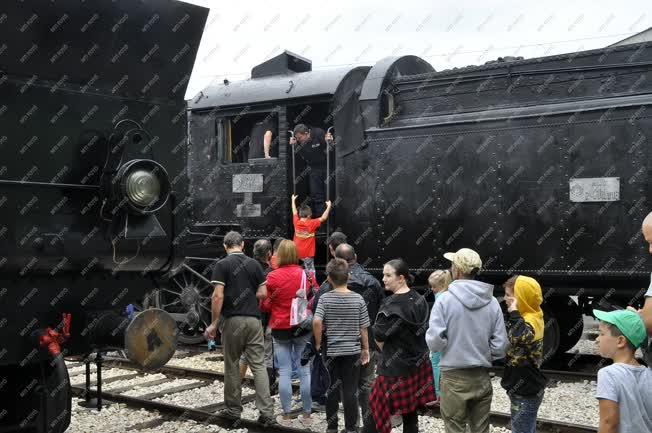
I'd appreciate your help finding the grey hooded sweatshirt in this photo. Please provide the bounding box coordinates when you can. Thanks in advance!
[426,279,507,370]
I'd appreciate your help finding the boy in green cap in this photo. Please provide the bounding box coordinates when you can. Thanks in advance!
[594,309,652,433]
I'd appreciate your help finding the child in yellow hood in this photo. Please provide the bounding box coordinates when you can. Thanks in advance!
[501,275,548,433]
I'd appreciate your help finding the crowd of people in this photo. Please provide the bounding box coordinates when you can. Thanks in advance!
[204,202,652,433]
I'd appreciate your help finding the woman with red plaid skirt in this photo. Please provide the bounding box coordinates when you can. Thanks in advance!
[363,259,435,433]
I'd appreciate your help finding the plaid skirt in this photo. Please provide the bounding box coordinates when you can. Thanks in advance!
[369,356,436,433]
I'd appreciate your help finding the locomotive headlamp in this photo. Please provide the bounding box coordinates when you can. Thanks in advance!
[115,159,170,215]
[125,169,161,208]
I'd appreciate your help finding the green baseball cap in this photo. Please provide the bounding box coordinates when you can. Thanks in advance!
[593,309,647,348]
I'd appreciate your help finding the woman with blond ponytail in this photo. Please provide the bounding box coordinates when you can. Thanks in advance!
[426,269,452,404]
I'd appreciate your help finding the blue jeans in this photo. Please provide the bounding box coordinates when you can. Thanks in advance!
[510,392,544,433]
[274,334,312,414]
[430,351,441,397]
[275,346,299,379]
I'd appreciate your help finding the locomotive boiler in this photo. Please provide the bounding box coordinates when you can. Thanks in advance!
[177,45,652,361]
[0,1,208,431]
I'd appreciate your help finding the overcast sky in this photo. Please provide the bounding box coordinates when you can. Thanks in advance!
[179,0,649,100]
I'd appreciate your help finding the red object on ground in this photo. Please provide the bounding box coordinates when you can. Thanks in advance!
[38,313,71,356]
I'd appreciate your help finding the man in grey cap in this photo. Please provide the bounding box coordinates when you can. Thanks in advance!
[426,248,507,433]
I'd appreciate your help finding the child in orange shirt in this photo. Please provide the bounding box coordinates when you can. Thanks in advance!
[291,194,331,273]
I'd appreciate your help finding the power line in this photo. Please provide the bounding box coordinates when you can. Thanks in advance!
[191,31,637,79]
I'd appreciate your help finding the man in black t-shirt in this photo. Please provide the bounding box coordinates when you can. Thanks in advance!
[290,123,333,215]
[205,231,275,425]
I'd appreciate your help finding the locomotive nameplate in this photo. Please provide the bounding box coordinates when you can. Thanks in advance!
[232,174,264,193]
[569,177,620,202]
[233,174,263,217]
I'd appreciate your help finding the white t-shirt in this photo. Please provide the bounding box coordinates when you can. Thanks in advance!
[596,363,652,433]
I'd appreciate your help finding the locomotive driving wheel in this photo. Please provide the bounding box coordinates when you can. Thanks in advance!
[152,262,214,345]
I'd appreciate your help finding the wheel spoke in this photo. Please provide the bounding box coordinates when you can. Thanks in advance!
[199,303,212,313]
[196,287,210,296]
[183,263,213,284]
[163,299,181,308]
[162,287,182,296]
[172,278,186,292]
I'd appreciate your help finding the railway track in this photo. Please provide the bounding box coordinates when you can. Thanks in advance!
[169,344,603,383]
[66,355,598,433]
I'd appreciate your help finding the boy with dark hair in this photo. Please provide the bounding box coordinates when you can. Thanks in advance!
[594,309,651,433]
[306,231,349,411]
[291,194,331,274]
[313,258,370,433]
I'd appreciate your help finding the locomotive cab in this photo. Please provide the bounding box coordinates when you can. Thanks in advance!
[171,51,370,343]
[187,51,371,241]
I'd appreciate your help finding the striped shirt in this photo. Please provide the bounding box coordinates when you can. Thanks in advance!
[315,290,370,357]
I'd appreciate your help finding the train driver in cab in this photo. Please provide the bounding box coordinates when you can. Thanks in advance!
[248,117,279,160]
[289,123,333,215]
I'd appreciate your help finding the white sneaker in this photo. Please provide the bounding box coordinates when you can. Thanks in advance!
[299,414,313,428]
[276,415,294,427]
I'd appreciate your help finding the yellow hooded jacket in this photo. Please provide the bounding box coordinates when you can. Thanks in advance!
[501,275,548,396]
[514,275,544,341]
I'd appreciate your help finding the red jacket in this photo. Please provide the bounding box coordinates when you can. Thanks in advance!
[261,264,317,330]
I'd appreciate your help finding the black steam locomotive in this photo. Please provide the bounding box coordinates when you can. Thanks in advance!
[172,43,652,362]
[0,1,208,431]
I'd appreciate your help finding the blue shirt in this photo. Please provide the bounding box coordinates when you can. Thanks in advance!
[596,363,652,433]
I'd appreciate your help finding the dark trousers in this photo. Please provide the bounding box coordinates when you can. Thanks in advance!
[358,351,377,430]
[311,336,328,404]
[325,355,360,432]
[362,412,418,433]
[308,166,326,215]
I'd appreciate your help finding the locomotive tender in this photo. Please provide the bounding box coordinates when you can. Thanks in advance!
[0,1,208,431]
[180,44,652,360]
